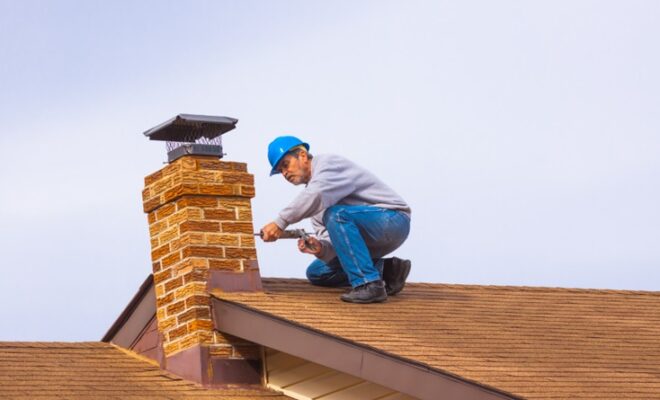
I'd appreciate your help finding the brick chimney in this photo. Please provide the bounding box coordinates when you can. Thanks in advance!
[141,115,263,386]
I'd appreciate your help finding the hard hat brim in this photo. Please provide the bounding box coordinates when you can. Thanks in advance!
[269,142,309,176]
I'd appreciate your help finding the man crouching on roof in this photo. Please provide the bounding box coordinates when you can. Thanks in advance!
[259,136,412,304]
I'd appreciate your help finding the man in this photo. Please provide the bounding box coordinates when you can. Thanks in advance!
[260,136,411,303]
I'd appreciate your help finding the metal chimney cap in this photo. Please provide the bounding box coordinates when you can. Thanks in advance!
[143,114,238,142]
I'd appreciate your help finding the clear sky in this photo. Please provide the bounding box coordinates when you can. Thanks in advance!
[1,0,659,341]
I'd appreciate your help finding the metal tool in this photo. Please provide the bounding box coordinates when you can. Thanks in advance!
[254,229,318,250]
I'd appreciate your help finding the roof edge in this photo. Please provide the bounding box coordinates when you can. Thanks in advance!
[102,274,154,342]
[212,297,519,400]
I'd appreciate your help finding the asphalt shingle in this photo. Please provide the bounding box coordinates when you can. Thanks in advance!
[215,278,660,400]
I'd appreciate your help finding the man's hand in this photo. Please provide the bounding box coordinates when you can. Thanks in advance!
[260,222,283,242]
[298,236,322,256]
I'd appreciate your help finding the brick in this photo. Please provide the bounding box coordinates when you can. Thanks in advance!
[240,185,255,197]
[206,233,239,246]
[150,243,171,261]
[237,207,252,222]
[157,307,166,321]
[173,281,206,298]
[176,196,217,209]
[197,184,236,196]
[180,170,217,182]
[243,259,260,271]
[161,252,181,268]
[221,222,253,234]
[166,300,186,316]
[174,258,207,276]
[155,203,176,220]
[158,316,177,332]
[218,173,254,185]
[231,162,247,172]
[148,220,168,237]
[168,325,189,341]
[147,212,156,225]
[153,269,172,285]
[185,294,210,308]
[180,220,220,234]
[187,319,214,333]
[178,334,201,351]
[209,345,233,357]
[182,268,209,284]
[218,198,251,207]
[177,307,211,324]
[197,330,214,343]
[152,261,162,272]
[142,187,153,202]
[182,246,224,259]
[170,235,204,254]
[163,340,181,356]
[204,208,236,221]
[239,234,255,248]
[197,159,227,170]
[162,184,184,203]
[158,226,179,244]
[150,237,159,248]
[179,156,197,171]
[167,207,204,227]
[143,197,162,213]
[225,247,257,259]
[156,292,175,308]
[144,170,163,186]
[155,284,166,297]
[161,161,182,177]
[181,232,206,246]
[164,276,184,292]
[232,345,261,360]
[209,259,242,271]
[151,177,175,196]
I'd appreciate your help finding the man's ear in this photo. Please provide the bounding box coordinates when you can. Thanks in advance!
[299,150,309,162]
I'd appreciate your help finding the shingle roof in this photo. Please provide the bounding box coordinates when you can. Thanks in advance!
[0,342,287,399]
[214,278,660,400]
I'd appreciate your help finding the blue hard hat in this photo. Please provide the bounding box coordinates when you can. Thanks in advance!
[267,136,310,176]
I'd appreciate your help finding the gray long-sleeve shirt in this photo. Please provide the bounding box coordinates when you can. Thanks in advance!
[274,153,411,261]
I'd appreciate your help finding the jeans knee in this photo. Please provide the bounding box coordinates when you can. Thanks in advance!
[306,260,325,285]
[322,205,345,227]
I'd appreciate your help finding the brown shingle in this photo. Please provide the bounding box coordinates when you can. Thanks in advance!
[214,279,660,400]
[0,342,287,399]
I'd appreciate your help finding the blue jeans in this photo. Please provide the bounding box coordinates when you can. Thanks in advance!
[306,205,410,288]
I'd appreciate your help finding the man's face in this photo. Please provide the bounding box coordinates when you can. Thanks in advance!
[278,151,311,185]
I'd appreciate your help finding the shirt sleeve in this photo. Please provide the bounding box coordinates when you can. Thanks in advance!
[275,156,356,229]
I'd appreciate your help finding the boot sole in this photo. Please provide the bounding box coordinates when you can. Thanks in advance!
[340,294,388,304]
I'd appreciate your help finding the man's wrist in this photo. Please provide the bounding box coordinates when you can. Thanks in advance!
[274,216,288,230]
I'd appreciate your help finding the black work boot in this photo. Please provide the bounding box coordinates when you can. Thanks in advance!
[340,280,387,304]
[382,257,411,296]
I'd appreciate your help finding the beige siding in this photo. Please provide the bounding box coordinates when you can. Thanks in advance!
[264,348,417,400]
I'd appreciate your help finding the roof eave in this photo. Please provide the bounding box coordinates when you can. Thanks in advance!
[211,297,519,400]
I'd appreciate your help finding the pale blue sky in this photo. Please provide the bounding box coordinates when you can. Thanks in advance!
[1,0,659,341]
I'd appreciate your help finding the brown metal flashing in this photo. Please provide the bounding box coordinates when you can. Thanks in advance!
[102,275,155,344]
[164,344,262,387]
[209,269,263,292]
[164,344,208,384]
[212,298,518,400]
[211,359,262,385]
[130,316,164,364]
